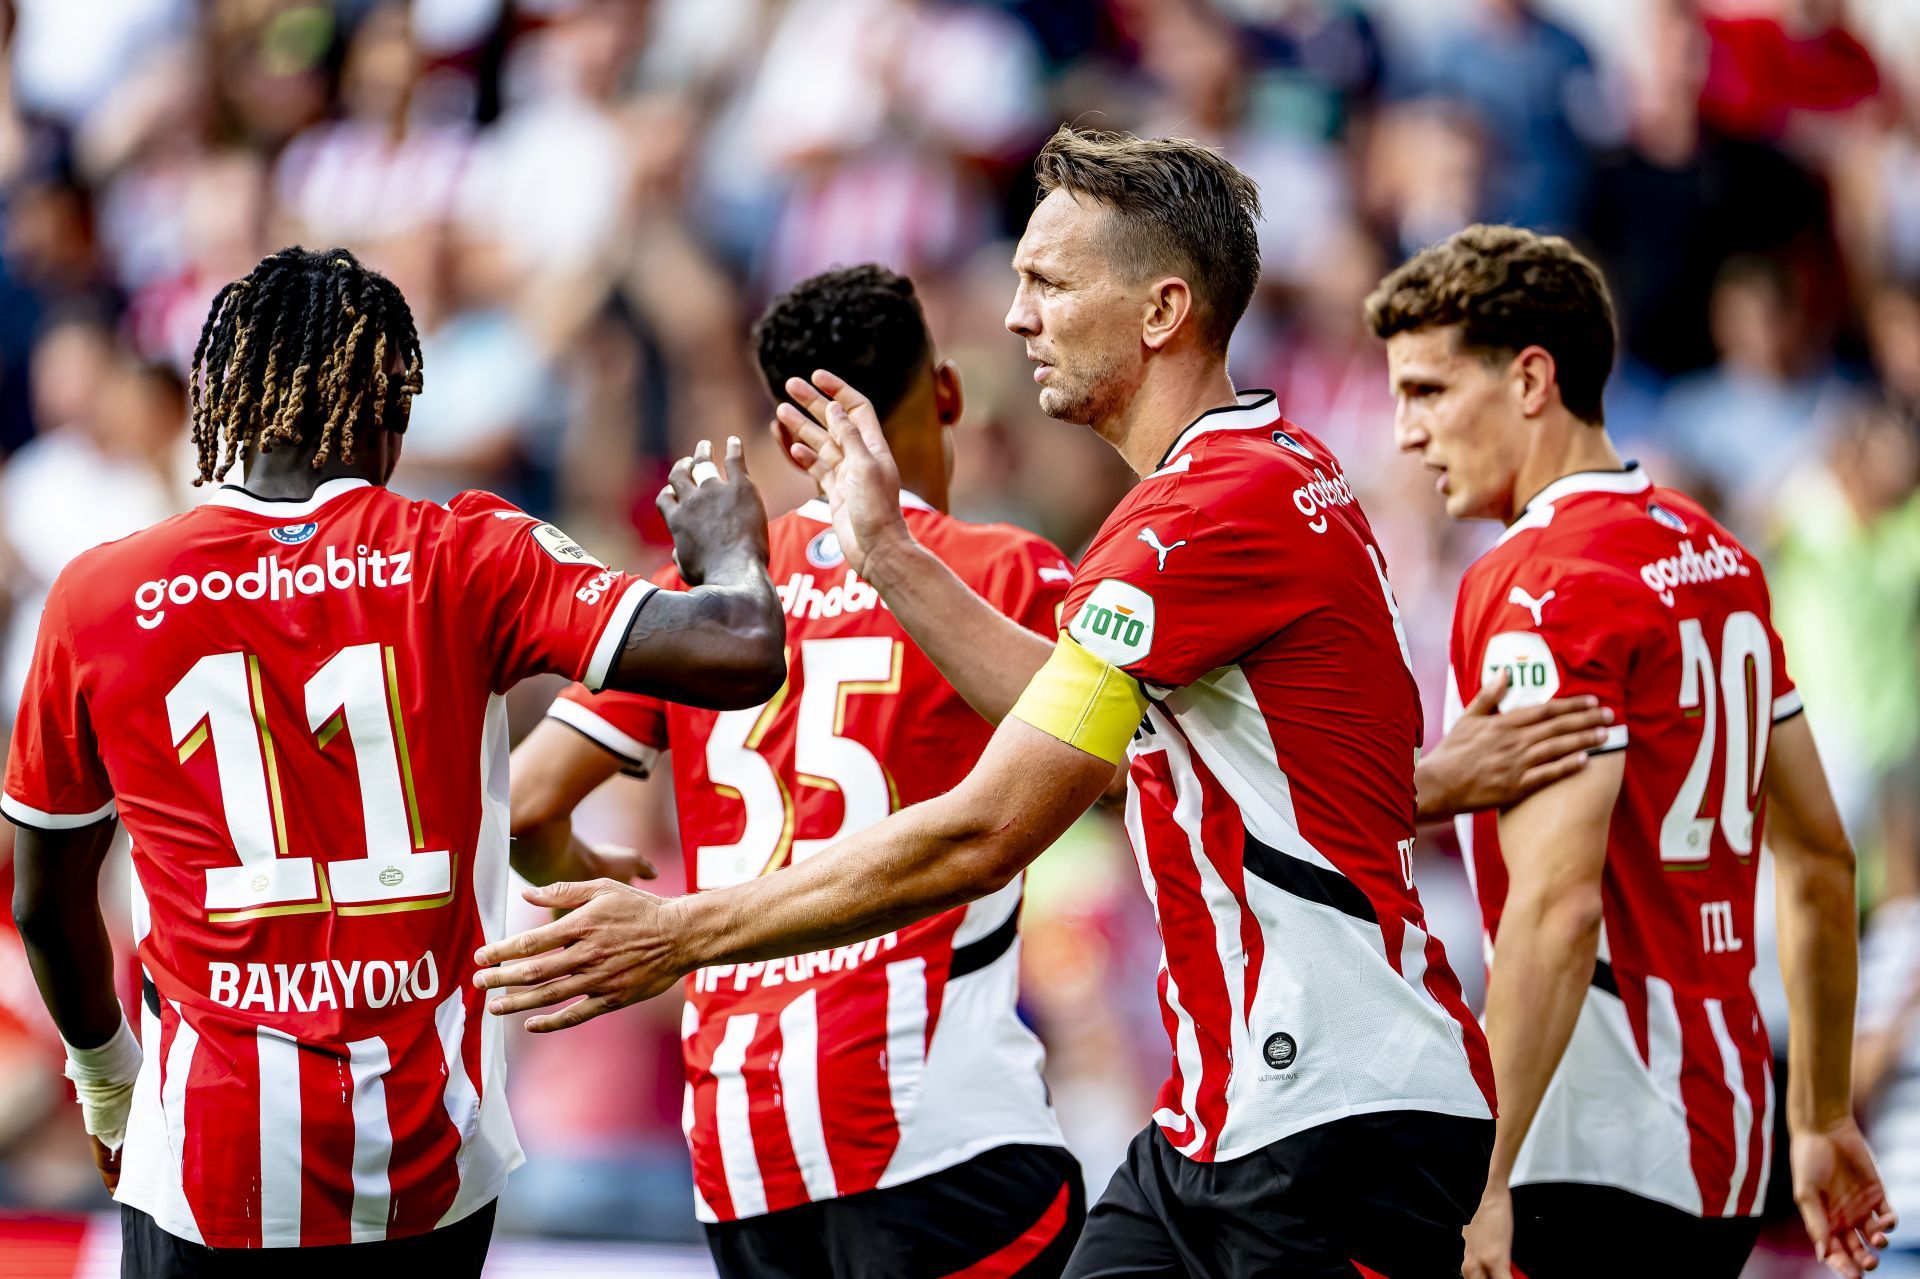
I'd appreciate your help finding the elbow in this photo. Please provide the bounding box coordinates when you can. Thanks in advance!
[706,621,787,709]
[1544,884,1605,952]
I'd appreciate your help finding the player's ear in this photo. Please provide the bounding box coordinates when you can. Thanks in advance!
[1141,276,1194,352]
[1513,345,1558,418]
[932,359,964,427]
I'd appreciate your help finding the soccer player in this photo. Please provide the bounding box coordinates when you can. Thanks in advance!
[478,127,1500,1277]
[4,247,785,1277]
[508,265,1086,1276]
[1367,224,1896,1279]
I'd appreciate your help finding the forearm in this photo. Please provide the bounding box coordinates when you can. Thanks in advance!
[509,815,599,887]
[13,862,123,1048]
[1413,751,1465,824]
[607,555,785,708]
[863,536,1053,723]
[676,792,1020,973]
[1482,898,1602,1185]
[1776,843,1860,1130]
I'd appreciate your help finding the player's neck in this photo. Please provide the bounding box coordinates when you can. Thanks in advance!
[233,450,385,501]
[1507,418,1625,521]
[1107,360,1239,477]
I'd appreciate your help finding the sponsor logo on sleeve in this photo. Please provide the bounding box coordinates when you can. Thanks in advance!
[530,522,605,568]
[1482,630,1559,709]
[1637,534,1748,607]
[1647,502,1689,533]
[1070,579,1155,666]
[269,522,318,545]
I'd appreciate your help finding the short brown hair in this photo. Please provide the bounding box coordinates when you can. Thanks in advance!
[1034,125,1262,352]
[1365,224,1616,424]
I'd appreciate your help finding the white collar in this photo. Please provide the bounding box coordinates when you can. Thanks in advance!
[1157,390,1282,467]
[207,477,374,518]
[1494,463,1650,548]
[796,489,935,522]
[1520,463,1650,514]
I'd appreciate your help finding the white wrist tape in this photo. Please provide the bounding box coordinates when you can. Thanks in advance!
[63,1016,142,1152]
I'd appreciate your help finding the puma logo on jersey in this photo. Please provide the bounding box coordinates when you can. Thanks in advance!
[1637,535,1749,607]
[1508,586,1555,627]
[1138,527,1187,571]
[1291,467,1356,534]
[134,545,413,629]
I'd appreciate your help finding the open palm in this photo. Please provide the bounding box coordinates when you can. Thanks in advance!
[775,370,910,579]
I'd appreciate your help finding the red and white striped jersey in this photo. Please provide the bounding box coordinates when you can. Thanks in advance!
[549,495,1073,1222]
[1059,392,1496,1164]
[3,478,654,1248]
[1447,465,1798,1217]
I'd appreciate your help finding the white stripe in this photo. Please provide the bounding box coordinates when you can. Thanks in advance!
[581,581,657,691]
[1154,717,1251,1151]
[256,1028,303,1246]
[1705,999,1752,1215]
[205,477,372,517]
[1,791,115,829]
[346,1036,394,1242]
[1754,1047,1775,1211]
[776,991,838,1202]
[1144,455,1192,481]
[1645,977,1693,1194]
[1594,724,1629,752]
[161,1003,199,1235]
[1773,688,1804,721]
[475,695,513,945]
[1125,721,1209,1157]
[1523,464,1652,512]
[434,990,480,1203]
[711,1015,767,1217]
[546,698,661,775]
[797,491,934,523]
[680,1004,715,1222]
[1160,390,1282,459]
[884,958,929,1133]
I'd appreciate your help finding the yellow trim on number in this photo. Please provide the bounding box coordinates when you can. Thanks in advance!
[338,853,459,916]
[384,646,425,850]
[177,721,209,764]
[247,655,292,858]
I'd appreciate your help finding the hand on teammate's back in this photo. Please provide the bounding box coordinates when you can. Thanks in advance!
[777,370,912,581]
[1416,671,1615,821]
[473,879,685,1032]
[657,436,772,586]
[1792,1117,1897,1278]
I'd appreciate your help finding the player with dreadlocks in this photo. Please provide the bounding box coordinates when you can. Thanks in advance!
[5,246,785,1277]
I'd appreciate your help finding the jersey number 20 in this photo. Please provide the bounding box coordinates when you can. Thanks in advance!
[1660,611,1771,867]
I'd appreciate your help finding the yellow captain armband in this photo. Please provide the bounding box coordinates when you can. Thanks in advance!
[1009,634,1149,766]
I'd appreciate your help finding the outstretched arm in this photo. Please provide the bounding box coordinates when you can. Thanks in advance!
[779,372,1052,723]
[601,439,786,710]
[1414,670,1614,823]
[1767,714,1895,1278]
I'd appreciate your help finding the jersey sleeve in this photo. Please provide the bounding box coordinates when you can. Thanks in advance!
[1059,496,1309,692]
[976,530,1076,637]
[1757,567,1801,724]
[1457,562,1635,753]
[3,575,116,829]
[543,563,684,777]
[445,491,656,694]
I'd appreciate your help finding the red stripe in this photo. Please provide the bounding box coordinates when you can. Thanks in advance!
[1675,998,1733,1216]
[1731,1002,1771,1216]
[682,1012,737,1221]
[380,1019,463,1236]
[943,1180,1072,1279]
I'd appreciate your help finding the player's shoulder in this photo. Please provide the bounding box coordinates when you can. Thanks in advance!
[47,505,216,617]
[1128,395,1355,535]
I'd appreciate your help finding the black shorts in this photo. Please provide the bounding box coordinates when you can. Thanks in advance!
[1510,1182,1762,1279]
[119,1200,495,1279]
[1065,1111,1494,1279]
[705,1143,1084,1278]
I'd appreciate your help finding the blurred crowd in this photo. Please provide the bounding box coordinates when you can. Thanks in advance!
[0,0,1917,1265]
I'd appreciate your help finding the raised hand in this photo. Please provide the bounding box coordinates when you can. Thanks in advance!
[658,436,772,586]
[775,370,913,582]
[473,879,691,1032]
[1793,1118,1896,1278]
